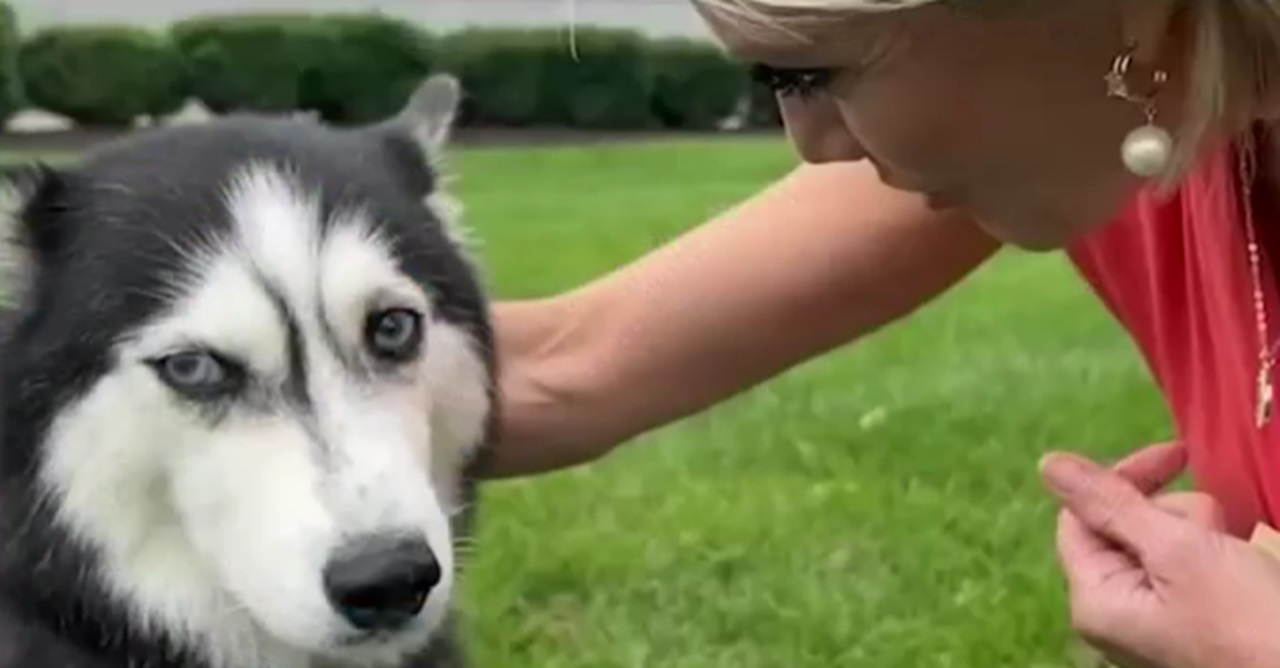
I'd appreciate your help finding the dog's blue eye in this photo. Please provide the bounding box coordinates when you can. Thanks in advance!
[149,351,242,399]
[366,308,423,362]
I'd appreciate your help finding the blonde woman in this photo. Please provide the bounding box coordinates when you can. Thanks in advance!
[490,1,1280,665]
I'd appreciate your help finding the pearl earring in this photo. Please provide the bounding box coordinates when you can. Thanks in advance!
[1104,42,1173,178]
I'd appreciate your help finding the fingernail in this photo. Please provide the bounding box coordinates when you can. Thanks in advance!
[1039,453,1094,496]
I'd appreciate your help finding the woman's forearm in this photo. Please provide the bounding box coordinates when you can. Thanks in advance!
[484,294,614,477]
[482,161,1000,478]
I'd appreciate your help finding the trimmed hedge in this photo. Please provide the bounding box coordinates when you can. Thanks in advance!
[649,37,746,130]
[434,28,542,127]
[170,14,330,115]
[19,25,187,127]
[9,12,779,131]
[534,27,655,130]
[299,14,437,124]
[0,2,22,124]
[437,27,656,130]
[170,12,436,123]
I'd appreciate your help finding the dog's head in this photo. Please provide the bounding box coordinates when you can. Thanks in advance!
[0,75,493,666]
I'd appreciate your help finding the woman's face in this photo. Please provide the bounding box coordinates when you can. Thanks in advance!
[698,2,1188,250]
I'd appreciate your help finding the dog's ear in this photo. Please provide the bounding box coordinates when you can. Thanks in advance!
[0,163,71,304]
[367,73,479,254]
[365,73,462,197]
[393,72,462,155]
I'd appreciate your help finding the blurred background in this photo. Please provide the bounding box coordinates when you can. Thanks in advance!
[11,0,711,36]
[0,0,777,146]
[0,2,1170,667]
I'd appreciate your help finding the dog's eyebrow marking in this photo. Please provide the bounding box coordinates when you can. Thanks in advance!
[313,269,359,377]
[223,162,373,379]
[222,161,352,465]
[251,268,312,412]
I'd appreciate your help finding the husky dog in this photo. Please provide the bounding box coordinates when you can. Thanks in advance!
[0,74,494,668]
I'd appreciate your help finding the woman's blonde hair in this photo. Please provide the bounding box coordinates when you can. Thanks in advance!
[694,0,1280,186]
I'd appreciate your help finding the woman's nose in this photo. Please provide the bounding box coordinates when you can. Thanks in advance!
[778,95,866,164]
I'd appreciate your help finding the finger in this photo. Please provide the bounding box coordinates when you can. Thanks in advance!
[1154,492,1226,531]
[1051,441,1186,581]
[1055,506,1140,591]
[1039,451,1182,561]
[1109,442,1187,496]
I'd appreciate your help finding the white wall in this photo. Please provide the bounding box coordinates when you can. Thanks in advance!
[8,0,713,38]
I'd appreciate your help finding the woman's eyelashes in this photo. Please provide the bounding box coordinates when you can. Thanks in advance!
[749,63,836,99]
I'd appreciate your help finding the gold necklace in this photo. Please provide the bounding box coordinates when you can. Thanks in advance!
[1240,137,1280,428]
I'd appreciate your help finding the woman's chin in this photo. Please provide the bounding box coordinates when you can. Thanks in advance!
[970,208,1084,252]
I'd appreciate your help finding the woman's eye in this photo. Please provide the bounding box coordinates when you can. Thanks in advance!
[365,308,424,362]
[149,350,243,400]
[749,63,834,99]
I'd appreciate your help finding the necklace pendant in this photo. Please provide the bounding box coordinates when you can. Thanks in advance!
[1258,370,1274,428]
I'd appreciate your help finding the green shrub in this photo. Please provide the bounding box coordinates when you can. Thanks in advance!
[439,27,656,129]
[299,13,436,124]
[648,37,746,130]
[171,13,436,124]
[435,28,545,127]
[13,15,762,132]
[170,14,332,114]
[540,27,654,129]
[18,25,187,127]
[0,1,22,124]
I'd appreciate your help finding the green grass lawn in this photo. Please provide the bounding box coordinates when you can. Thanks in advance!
[449,136,1172,667]
[4,135,1172,666]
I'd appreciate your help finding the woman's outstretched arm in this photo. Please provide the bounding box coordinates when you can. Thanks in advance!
[486,159,1001,478]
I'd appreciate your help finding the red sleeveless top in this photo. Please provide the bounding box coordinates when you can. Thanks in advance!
[1068,140,1280,537]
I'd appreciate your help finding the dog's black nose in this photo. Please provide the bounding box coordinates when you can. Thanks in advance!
[323,535,441,631]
